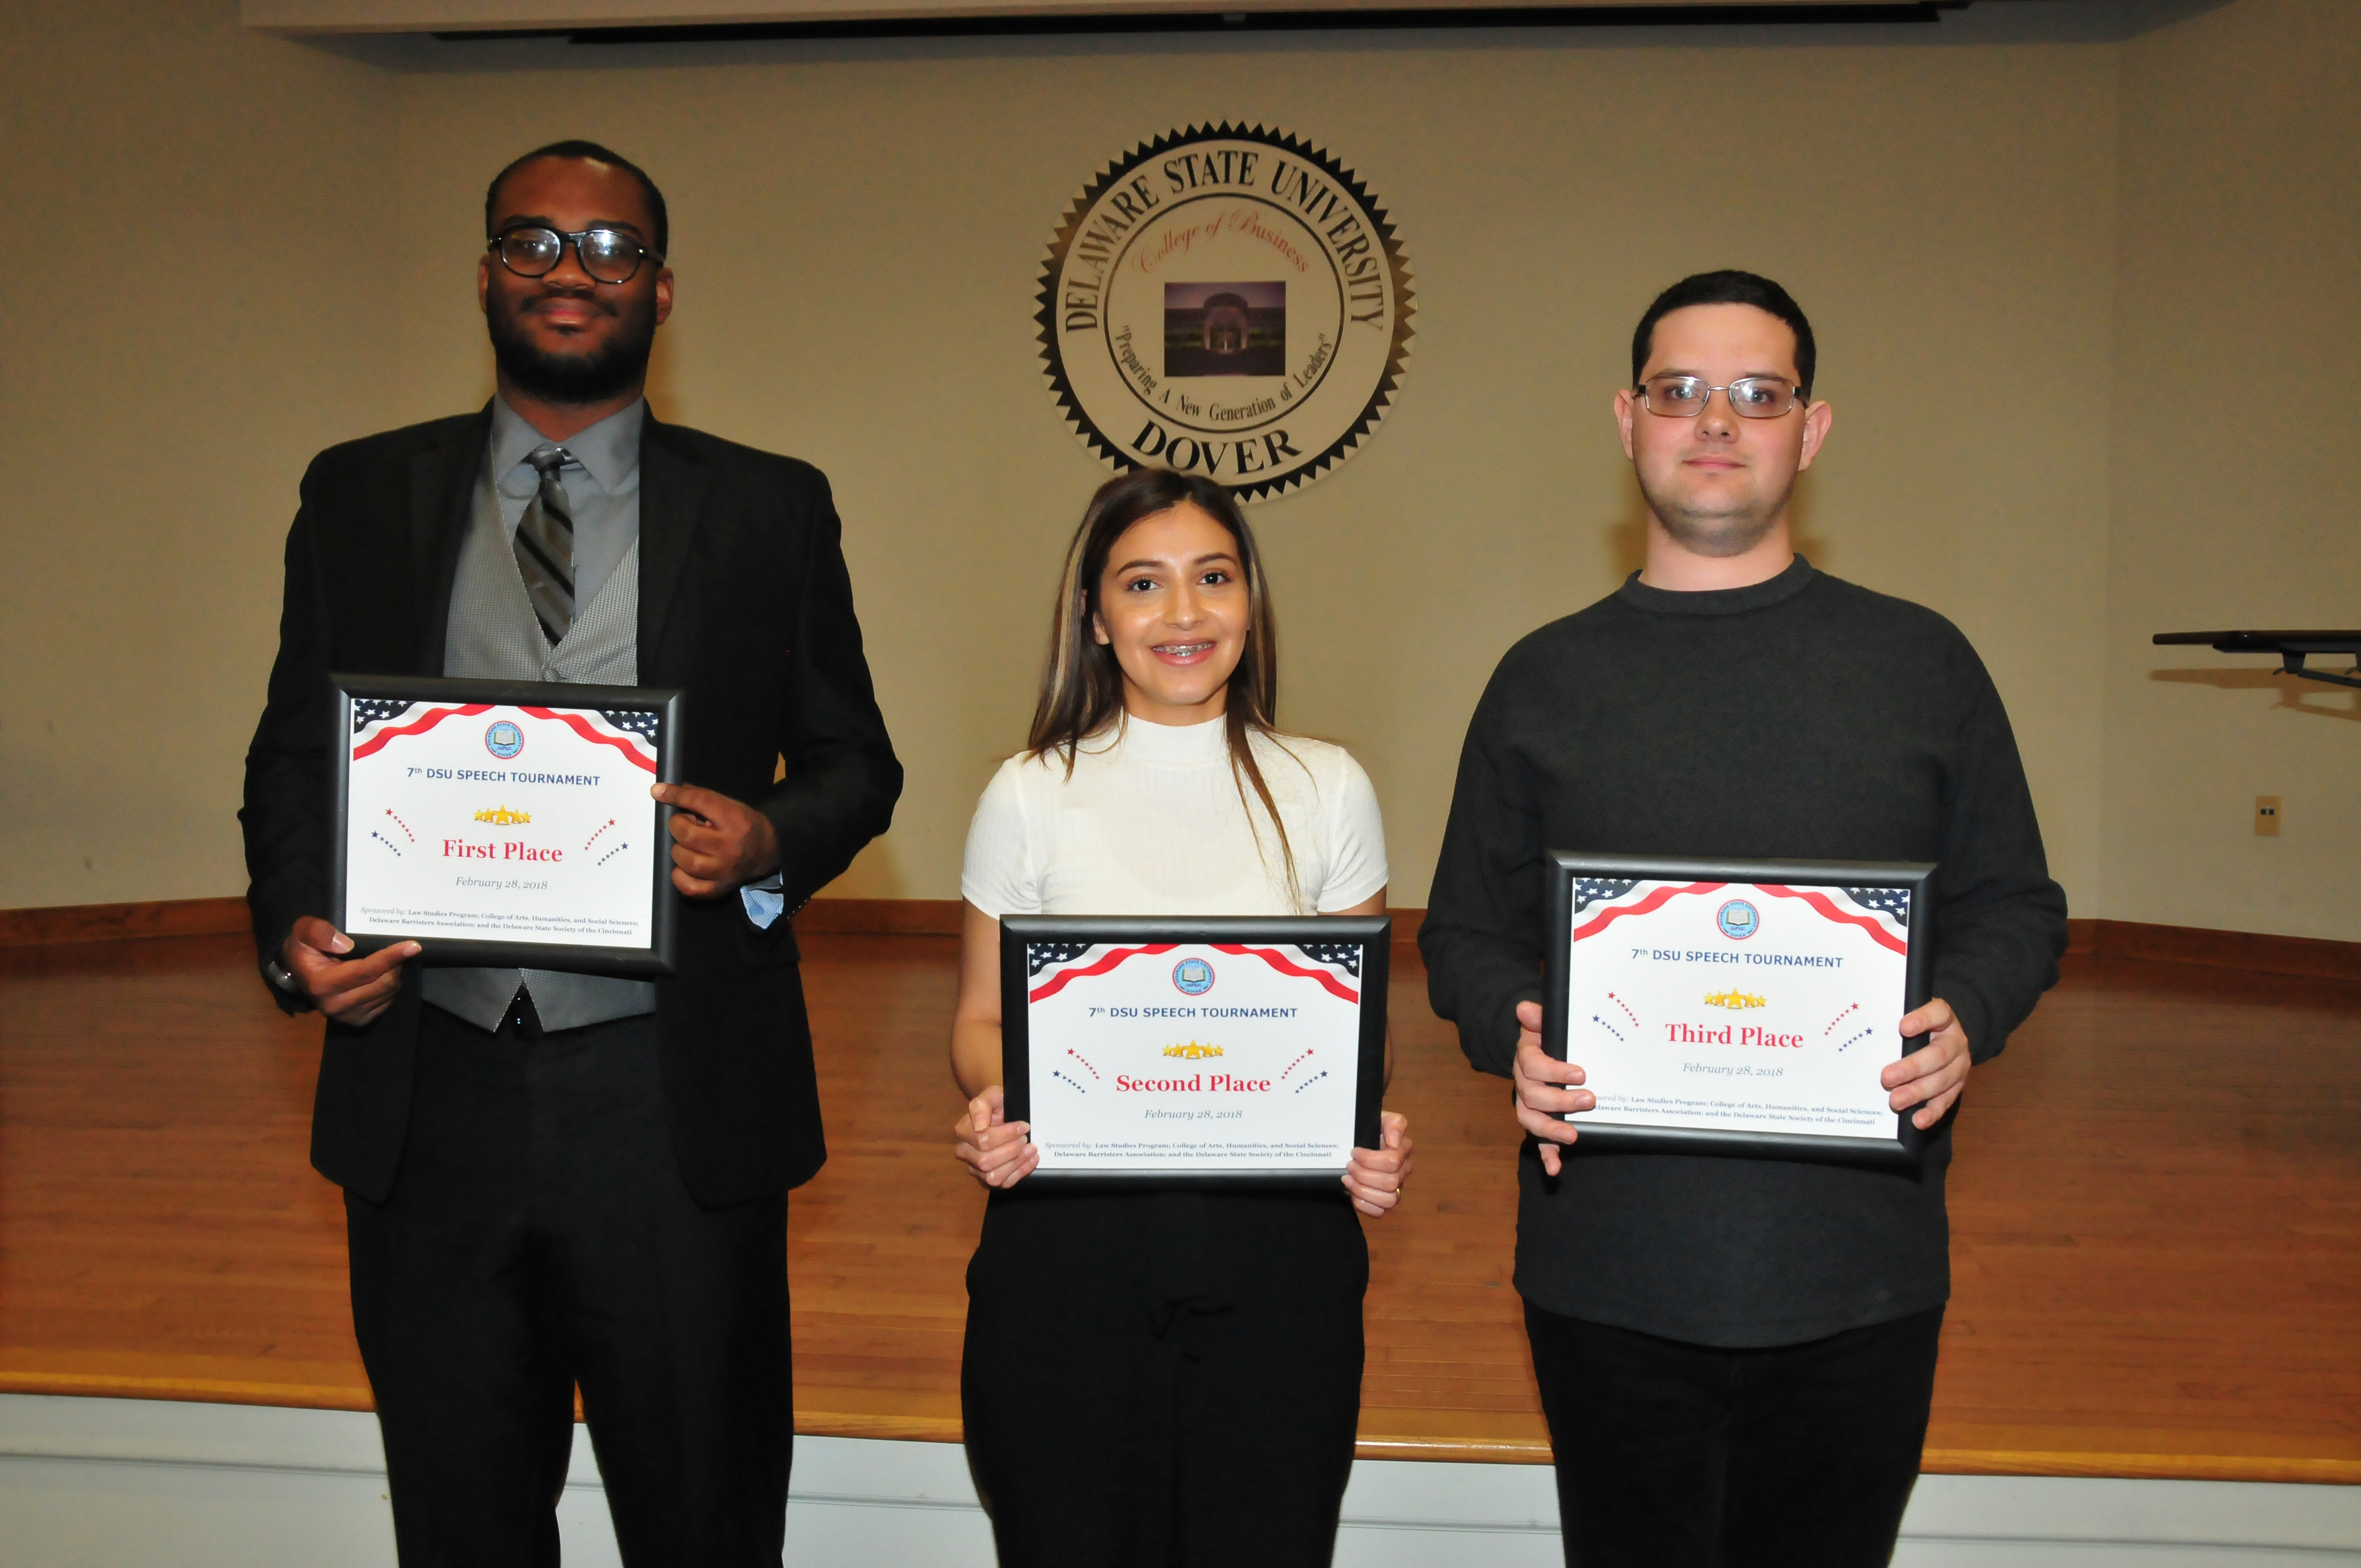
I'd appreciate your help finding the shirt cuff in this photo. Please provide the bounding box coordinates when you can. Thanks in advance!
[741,874,787,929]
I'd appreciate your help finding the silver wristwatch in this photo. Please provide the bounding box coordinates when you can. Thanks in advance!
[263,957,307,1000]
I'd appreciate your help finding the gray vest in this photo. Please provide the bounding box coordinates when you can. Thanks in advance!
[418,466,658,1033]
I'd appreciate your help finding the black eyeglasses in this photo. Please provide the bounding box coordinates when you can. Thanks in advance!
[1636,375,1807,420]
[488,225,665,285]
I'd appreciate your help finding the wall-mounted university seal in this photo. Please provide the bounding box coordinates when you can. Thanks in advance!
[1036,124,1413,503]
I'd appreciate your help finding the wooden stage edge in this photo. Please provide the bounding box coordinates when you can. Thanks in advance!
[6,916,2359,1484]
[12,1373,2356,1484]
[7,896,2361,984]
[15,1341,2347,1485]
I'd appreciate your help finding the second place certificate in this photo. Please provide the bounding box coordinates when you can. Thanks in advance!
[1002,916,1390,1181]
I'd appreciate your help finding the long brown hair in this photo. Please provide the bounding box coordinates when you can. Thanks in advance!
[1027,469,1303,904]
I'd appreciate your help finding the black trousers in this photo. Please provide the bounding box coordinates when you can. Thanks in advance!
[345,1001,793,1567]
[961,1186,1368,1568]
[1525,1299,1944,1568]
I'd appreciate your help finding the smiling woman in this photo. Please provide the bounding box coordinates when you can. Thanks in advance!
[939,467,1414,1565]
[1024,469,1299,881]
[1089,504,1250,720]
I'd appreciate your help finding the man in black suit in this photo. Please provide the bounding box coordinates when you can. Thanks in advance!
[240,141,902,1566]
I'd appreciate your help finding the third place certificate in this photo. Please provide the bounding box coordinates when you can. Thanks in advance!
[1562,878,1914,1140]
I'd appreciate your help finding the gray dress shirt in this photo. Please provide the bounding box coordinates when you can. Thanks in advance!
[421,399,658,1033]
[489,395,643,612]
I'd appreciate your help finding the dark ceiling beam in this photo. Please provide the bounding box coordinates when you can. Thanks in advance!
[431,2,1967,44]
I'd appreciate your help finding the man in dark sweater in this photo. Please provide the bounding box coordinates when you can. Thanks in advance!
[1421,271,2065,1566]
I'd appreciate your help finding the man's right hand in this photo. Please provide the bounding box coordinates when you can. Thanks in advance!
[1512,999,1593,1176]
[281,916,419,1027]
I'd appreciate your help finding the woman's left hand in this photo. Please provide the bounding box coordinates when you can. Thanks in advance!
[953,1085,1040,1189]
[1343,1110,1413,1218]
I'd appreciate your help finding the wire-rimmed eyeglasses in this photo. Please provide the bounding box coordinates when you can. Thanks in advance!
[487,225,665,285]
[1636,375,1807,419]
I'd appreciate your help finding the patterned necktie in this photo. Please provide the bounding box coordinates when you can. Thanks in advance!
[514,445,576,646]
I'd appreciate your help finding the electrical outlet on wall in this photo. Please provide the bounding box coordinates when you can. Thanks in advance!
[2255,796,2282,836]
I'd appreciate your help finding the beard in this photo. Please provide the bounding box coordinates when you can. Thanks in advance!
[1635,472,1786,559]
[486,287,658,405]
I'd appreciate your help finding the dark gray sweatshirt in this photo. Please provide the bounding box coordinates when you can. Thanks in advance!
[1421,556,2066,1347]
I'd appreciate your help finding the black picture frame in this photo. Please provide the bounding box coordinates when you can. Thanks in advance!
[1001,914,1390,1185]
[330,673,684,978]
[1543,852,1937,1169]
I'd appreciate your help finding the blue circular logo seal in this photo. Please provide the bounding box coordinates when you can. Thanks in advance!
[1172,957,1215,995]
[1716,899,1760,941]
[485,720,524,759]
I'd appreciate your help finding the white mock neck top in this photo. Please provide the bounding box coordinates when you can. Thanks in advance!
[959,715,1388,919]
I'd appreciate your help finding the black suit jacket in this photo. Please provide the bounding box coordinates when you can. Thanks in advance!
[241,405,902,1207]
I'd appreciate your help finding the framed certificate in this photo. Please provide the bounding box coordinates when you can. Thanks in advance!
[1001,916,1389,1182]
[1544,853,1937,1168]
[330,674,683,977]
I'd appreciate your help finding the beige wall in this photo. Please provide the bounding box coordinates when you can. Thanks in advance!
[2101,0,2361,940]
[0,2,398,907]
[377,13,2122,910]
[0,0,2347,938]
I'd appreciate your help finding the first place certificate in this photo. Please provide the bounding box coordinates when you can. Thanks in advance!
[331,675,683,977]
[1002,916,1390,1182]
[1543,853,1937,1167]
